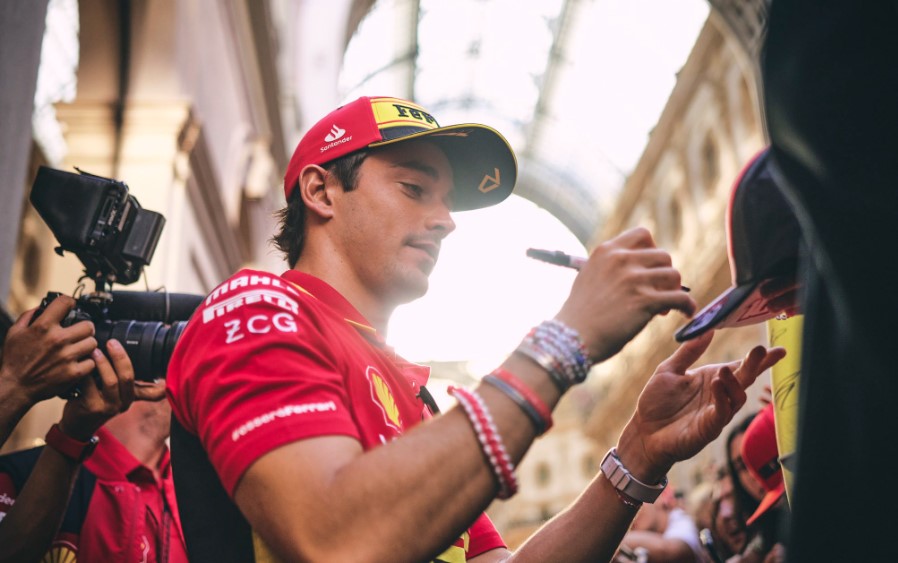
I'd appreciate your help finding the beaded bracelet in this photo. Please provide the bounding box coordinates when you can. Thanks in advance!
[514,341,569,393]
[465,389,518,499]
[449,386,518,499]
[516,319,593,391]
[484,368,553,435]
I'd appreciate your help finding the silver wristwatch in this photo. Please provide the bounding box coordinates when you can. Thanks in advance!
[600,448,668,504]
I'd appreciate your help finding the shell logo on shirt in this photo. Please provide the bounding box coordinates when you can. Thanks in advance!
[433,530,470,562]
[366,367,403,431]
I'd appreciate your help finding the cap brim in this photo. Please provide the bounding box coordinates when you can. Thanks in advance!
[371,123,517,211]
[746,481,786,525]
[675,280,784,342]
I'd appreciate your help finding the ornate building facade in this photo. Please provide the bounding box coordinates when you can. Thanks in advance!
[586,10,770,491]
[489,12,770,545]
[1,0,290,452]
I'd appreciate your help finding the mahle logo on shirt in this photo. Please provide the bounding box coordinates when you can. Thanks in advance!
[366,367,403,431]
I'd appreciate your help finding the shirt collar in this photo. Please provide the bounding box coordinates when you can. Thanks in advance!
[85,427,171,482]
[280,270,434,409]
[281,270,384,344]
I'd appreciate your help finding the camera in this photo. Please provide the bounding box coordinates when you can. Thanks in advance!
[33,290,201,383]
[29,166,203,385]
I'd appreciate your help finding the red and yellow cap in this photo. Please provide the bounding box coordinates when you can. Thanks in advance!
[742,404,787,525]
[283,96,517,211]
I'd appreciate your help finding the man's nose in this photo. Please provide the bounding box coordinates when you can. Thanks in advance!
[428,205,456,237]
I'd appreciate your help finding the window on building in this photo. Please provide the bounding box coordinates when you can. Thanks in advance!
[536,461,552,487]
[701,134,720,192]
[669,196,683,240]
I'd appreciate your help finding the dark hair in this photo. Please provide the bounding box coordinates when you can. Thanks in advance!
[725,411,760,522]
[724,410,789,552]
[272,150,369,267]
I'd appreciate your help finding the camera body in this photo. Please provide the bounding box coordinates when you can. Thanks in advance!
[28,166,202,384]
[34,291,199,383]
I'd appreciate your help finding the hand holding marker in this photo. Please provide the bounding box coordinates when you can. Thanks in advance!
[526,248,690,292]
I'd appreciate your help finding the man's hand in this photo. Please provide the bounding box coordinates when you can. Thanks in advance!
[0,295,97,405]
[58,339,166,441]
[617,332,786,482]
[556,228,697,362]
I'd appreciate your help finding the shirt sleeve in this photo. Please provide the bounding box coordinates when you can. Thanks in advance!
[467,513,506,558]
[167,273,360,497]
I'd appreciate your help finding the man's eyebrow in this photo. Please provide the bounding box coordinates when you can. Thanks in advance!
[392,160,440,180]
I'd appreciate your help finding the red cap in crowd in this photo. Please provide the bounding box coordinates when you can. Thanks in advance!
[741,403,787,525]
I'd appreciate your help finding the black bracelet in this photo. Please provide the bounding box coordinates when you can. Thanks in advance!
[482,374,547,435]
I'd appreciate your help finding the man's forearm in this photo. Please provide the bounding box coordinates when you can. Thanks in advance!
[237,355,565,562]
[0,447,80,563]
[500,470,639,563]
[0,374,34,447]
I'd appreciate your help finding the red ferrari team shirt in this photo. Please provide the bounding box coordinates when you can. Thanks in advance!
[167,269,504,560]
[0,427,188,563]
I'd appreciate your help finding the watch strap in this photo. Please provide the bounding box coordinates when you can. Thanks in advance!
[45,423,99,463]
[600,447,667,504]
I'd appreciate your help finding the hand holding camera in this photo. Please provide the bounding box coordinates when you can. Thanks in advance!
[27,166,203,391]
[0,294,97,404]
[58,339,167,442]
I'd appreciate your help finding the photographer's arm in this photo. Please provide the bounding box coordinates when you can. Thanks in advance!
[0,296,97,446]
[0,340,164,563]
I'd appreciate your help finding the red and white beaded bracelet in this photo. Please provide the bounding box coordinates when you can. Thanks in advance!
[449,386,518,499]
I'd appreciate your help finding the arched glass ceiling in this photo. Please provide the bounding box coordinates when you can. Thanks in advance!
[339,0,709,243]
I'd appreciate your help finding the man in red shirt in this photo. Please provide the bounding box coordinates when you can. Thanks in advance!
[167,95,784,562]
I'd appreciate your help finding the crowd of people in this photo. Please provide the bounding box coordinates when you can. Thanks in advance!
[0,1,891,560]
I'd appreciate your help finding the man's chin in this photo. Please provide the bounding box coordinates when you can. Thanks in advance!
[391,275,430,305]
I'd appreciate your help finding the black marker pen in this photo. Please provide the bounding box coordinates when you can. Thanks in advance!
[526,248,690,292]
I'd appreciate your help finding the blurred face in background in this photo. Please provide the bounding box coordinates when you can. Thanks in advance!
[713,475,747,556]
[729,430,767,502]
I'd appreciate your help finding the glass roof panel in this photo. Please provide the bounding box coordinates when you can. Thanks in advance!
[341,0,710,229]
[416,0,563,140]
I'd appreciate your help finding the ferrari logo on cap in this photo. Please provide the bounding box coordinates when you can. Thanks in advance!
[371,98,439,132]
[478,168,501,193]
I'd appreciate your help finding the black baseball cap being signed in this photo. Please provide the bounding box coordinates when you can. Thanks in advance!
[675,147,801,342]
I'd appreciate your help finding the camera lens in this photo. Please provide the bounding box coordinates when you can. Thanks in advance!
[95,320,187,381]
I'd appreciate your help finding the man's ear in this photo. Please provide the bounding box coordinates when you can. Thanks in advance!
[299,164,335,219]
